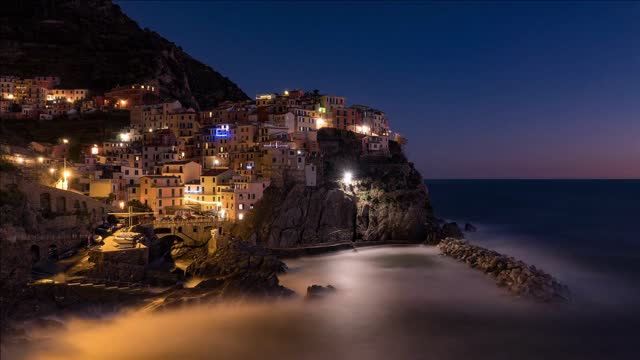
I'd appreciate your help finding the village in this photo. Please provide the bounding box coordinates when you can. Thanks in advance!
[1,76,398,223]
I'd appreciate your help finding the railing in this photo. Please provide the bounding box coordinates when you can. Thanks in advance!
[7,232,92,243]
[153,218,227,227]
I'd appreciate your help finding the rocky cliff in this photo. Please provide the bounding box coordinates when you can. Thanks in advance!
[236,129,439,248]
[0,0,248,109]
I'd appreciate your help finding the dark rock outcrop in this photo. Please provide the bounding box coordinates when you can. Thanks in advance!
[305,284,336,300]
[236,129,439,248]
[0,0,248,109]
[438,238,571,302]
[464,223,477,232]
[441,222,464,239]
[186,241,291,298]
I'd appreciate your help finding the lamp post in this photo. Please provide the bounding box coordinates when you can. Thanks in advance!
[119,201,132,228]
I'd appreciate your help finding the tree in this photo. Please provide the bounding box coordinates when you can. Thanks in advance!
[126,199,152,213]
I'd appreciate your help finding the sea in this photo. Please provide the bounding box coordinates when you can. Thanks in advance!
[426,179,640,304]
[3,180,639,360]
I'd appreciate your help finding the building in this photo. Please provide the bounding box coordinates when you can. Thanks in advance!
[0,76,17,100]
[184,168,233,213]
[362,135,390,157]
[139,175,184,216]
[46,89,88,103]
[159,160,202,184]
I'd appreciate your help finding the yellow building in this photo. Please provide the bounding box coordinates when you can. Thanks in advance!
[139,175,184,216]
[184,168,233,214]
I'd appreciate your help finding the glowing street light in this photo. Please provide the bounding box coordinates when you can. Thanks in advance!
[119,133,130,142]
[316,118,325,128]
[343,171,353,185]
[213,159,220,167]
[37,157,44,163]
[120,99,128,107]
[17,157,24,164]
[91,144,99,155]
[62,138,69,144]
[119,201,125,210]
[49,167,55,175]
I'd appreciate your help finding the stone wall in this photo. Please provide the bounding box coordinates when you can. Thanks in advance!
[88,246,149,282]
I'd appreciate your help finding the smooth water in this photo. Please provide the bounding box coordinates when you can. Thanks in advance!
[3,180,639,359]
[426,179,640,305]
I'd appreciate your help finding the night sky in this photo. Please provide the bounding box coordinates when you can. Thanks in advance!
[117,1,639,179]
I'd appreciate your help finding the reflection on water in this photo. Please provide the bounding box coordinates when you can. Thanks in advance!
[3,246,638,360]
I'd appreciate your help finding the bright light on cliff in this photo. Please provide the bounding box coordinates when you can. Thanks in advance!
[119,133,130,142]
[343,171,353,185]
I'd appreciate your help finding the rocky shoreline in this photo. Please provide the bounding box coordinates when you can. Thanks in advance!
[438,238,571,302]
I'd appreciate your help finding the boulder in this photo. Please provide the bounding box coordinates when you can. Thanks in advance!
[441,222,464,239]
[305,284,337,300]
[464,223,477,232]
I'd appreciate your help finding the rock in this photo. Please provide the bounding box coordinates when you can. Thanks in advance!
[438,238,570,302]
[195,278,224,289]
[232,133,440,248]
[464,223,477,232]
[305,284,337,300]
[31,318,65,330]
[441,222,464,239]
[186,241,292,298]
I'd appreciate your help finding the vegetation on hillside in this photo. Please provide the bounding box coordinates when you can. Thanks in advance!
[0,112,129,160]
[0,0,248,109]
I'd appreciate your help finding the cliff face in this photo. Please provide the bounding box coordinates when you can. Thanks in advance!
[0,0,248,109]
[237,129,439,248]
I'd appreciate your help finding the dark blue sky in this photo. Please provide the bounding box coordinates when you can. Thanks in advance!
[117,1,639,179]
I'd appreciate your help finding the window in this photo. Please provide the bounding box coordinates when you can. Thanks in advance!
[239,204,244,210]
[158,200,162,206]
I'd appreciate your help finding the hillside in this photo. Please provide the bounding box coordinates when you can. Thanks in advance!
[0,0,249,109]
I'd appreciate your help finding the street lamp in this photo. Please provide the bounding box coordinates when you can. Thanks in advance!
[119,201,125,210]
[343,171,353,185]
[49,167,55,175]
[62,138,69,144]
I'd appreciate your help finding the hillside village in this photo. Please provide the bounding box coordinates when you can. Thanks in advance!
[1,77,401,223]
